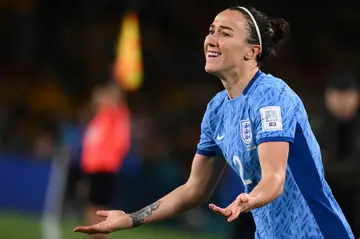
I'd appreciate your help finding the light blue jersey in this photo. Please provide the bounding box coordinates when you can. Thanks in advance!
[197,70,354,239]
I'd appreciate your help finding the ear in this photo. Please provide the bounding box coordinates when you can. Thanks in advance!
[244,45,261,61]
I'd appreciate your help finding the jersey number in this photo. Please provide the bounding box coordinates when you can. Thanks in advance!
[232,155,252,185]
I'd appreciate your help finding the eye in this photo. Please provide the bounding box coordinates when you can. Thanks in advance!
[221,32,231,37]
[208,29,215,35]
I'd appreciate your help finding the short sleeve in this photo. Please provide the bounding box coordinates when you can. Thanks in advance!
[196,107,222,156]
[251,89,297,145]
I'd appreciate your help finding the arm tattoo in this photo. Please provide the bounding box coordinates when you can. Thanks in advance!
[129,201,161,228]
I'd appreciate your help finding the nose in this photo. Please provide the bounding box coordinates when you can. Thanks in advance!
[205,34,218,48]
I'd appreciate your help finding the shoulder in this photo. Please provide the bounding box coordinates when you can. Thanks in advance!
[207,90,227,108]
[249,73,300,107]
[204,90,227,114]
[201,90,226,124]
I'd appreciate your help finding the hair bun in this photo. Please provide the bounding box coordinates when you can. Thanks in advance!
[269,18,290,45]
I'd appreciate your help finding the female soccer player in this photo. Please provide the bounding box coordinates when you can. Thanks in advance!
[74,6,355,238]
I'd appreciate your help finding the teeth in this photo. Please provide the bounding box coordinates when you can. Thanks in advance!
[208,52,220,57]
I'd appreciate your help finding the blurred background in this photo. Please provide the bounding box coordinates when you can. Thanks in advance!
[1,0,360,238]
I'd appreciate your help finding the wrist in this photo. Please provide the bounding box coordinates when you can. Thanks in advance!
[128,200,161,228]
[129,213,144,228]
[247,192,264,210]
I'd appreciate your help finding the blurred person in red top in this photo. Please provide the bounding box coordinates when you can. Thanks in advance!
[81,82,131,239]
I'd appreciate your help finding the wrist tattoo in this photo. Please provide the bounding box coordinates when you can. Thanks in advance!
[129,201,161,227]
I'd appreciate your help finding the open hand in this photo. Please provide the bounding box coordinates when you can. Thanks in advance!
[73,210,132,234]
[209,193,256,222]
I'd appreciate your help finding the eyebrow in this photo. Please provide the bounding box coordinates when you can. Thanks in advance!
[209,24,234,31]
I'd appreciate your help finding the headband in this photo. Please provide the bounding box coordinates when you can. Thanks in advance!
[237,7,262,56]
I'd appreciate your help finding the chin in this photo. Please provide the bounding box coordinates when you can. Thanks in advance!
[205,64,220,75]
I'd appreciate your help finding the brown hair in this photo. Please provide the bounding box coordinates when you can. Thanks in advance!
[229,6,290,64]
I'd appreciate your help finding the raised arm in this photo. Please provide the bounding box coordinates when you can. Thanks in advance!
[73,154,226,234]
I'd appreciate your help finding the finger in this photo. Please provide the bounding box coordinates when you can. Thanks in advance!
[227,211,239,222]
[73,226,97,234]
[227,208,241,222]
[227,202,252,222]
[74,223,110,234]
[96,210,110,217]
[209,204,232,217]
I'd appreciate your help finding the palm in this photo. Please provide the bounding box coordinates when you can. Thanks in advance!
[209,193,255,222]
[74,210,132,234]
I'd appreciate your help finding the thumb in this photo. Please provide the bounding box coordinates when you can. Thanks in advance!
[237,193,249,203]
[209,203,232,217]
[96,210,110,217]
[227,212,240,223]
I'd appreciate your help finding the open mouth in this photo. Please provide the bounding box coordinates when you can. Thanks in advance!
[207,51,222,58]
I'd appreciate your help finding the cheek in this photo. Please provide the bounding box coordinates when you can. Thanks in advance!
[225,49,244,65]
[344,96,358,110]
[325,97,339,111]
[222,43,245,60]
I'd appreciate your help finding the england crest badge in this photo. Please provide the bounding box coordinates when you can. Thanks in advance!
[240,119,252,144]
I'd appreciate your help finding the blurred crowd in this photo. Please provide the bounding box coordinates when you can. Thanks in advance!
[1,0,360,238]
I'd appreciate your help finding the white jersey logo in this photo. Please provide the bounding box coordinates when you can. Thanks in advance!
[216,134,225,141]
[260,106,283,131]
[240,119,252,144]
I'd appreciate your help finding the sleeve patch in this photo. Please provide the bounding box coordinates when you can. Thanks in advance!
[259,106,283,131]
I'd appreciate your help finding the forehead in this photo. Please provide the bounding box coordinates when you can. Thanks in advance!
[211,10,247,31]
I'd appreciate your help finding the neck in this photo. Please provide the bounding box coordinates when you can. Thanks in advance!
[219,65,259,99]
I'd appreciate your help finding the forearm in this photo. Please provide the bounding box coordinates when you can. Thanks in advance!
[129,183,204,227]
[248,174,284,210]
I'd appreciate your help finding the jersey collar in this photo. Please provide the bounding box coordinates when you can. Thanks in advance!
[243,69,263,95]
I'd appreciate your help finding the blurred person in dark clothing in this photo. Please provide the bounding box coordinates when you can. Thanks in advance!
[62,105,91,215]
[81,83,131,239]
[317,72,360,236]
